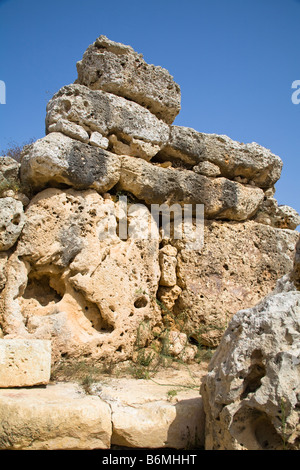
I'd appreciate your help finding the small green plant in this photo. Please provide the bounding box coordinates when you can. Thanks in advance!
[167,389,177,401]
[81,375,96,394]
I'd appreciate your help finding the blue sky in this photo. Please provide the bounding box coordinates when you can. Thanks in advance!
[0,0,299,218]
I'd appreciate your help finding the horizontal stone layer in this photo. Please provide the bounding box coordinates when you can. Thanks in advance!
[76,35,181,124]
[118,155,264,221]
[46,83,170,160]
[158,126,283,189]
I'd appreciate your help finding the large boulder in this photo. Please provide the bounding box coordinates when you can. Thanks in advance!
[200,274,300,450]
[76,35,181,124]
[158,127,283,189]
[0,383,112,449]
[172,220,299,347]
[20,132,121,193]
[1,188,161,362]
[118,155,264,221]
[45,84,170,161]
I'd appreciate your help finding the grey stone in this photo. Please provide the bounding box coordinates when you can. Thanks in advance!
[46,84,170,160]
[20,132,121,193]
[118,155,264,221]
[201,279,300,450]
[159,126,283,188]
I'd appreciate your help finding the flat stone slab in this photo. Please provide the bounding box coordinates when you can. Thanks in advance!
[0,383,112,450]
[96,377,205,449]
[0,364,206,450]
[0,339,51,387]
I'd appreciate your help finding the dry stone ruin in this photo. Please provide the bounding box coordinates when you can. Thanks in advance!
[0,35,299,370]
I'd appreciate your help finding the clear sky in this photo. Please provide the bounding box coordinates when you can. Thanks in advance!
[0,0,299,220]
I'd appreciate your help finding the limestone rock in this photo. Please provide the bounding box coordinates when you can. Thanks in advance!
[0,339,51,387]
[0,383,111,449]
[193,161,221,177]
[1,188,161,362]
[157,285,182,312]
[173,220,299,347]
[159,245,178,286]
[94,377,204,449]
[47,119,89,143]
[20,132,121,193]
[0,252,8,291]
[0,197,25,251]
[76,35,181,124]
[118,155,264,221]
[291,236,300,289]
[201,280,300,450]
[0,157,20,195]
[45,83,170,160]
[89,131,109,149]
[159,127,282,188]
[255,197,300,230]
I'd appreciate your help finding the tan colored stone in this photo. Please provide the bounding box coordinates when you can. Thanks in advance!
[94,377,204,449]
[0,197,26,251]
[76,35,181,124]
[118,156,264,221]
[1,188,161,362]
[0,339,51,387]
[159,245,177,286]
[157,285,182,312]
[0,383,111,449]
[173,220,299,347]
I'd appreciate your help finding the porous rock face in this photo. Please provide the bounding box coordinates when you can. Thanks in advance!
[2,188,161,362]
[173,221,299,347]
[0,35,299,365]
[200,271,300,450]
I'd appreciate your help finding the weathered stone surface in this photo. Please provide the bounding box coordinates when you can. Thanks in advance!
[45,84,170,160]
[193,160,221,177]
[0,197,25,251]
[20,132,121,193]
[159,245,178,286]
[93,376,204,449]
[48,119,89,143]
[0,252,8,291]
[200,277,300,450]
[159,127,282,188]
[89,131,109,149]
[171,220,299,347]
[255,196,300,230]
[1,188,161,362]
[0,339,51,387]
[76,35,181,124]
[0,383,112,449]
[291,236,300,289]
[118,155,264,221]
[0,157,20,192]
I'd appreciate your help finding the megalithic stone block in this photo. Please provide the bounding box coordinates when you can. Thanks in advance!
[0,339,51,388]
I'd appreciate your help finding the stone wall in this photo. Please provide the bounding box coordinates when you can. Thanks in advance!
[0,35,299,363]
